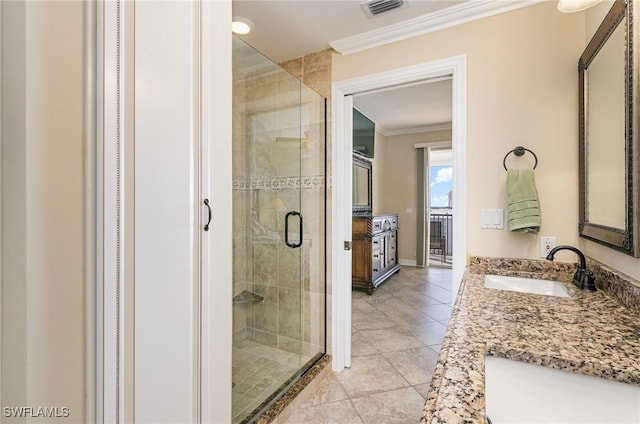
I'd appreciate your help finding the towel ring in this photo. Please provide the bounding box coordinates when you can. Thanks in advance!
[503,146,538,171]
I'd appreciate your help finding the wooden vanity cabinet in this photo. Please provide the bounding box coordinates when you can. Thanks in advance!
[352,214,401,294]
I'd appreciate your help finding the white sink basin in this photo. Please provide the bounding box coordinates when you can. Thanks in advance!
[485,355,640,423]
[484,274,570,298]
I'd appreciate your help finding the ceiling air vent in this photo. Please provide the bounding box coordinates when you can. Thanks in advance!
[361,0,407,17]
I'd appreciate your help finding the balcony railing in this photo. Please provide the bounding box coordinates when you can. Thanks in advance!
[430,212,453,264]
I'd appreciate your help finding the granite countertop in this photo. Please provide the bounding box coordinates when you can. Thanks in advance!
[422,257,640,423]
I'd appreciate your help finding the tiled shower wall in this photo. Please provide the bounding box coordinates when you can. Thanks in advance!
[232,49,331,359]
[281,50,333,356]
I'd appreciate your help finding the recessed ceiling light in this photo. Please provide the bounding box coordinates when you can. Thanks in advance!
[232,17,255,35]
[557,0,602,13]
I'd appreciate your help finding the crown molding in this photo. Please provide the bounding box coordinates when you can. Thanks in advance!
[373,122,387,135]
[383,122,452,136]
[329,0,545,55]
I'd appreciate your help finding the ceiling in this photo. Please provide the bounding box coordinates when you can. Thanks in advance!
[353,77,452,135]
[232,0,539,135]
[233,0,472,63]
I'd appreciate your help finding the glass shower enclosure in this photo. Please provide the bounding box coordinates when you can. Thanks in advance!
[231,36,327,423]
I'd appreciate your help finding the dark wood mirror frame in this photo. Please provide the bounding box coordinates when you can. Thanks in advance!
[352,153,372,217]
[579,0,640,256]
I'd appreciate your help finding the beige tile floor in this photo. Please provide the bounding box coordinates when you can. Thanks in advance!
[280,266,453,424]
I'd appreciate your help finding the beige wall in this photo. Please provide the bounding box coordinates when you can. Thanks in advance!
[376,130,451,262]
[2,0,28,411]
[371,129,387,215]
[334,2,587,265]
[335,1,640,280]
[1,1,86,420]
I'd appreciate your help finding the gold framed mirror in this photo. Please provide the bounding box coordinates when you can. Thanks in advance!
[579,0,640,256]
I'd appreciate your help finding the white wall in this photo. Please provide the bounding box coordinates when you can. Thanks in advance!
[1,1,86,421]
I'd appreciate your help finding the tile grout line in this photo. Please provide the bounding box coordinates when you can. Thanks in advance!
[281,267,453,423]
[346,397,367,424]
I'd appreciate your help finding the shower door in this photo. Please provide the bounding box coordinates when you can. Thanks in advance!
[232,37,326,423]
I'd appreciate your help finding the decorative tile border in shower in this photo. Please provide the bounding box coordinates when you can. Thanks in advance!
[233,176,325,191]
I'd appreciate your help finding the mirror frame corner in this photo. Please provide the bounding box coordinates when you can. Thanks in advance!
[579,0,640,257]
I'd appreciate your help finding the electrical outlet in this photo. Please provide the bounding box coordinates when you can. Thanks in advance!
[540,236,556,258]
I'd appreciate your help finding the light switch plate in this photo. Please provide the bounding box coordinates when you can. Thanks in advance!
[481,209,504,229]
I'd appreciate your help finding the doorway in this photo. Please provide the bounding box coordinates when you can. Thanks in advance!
[332,56,467,371]
[427,147,453,268]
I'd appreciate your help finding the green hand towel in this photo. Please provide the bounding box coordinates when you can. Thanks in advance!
[507,169,541,233]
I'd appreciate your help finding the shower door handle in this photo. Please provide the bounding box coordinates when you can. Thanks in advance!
[284,211,303,248]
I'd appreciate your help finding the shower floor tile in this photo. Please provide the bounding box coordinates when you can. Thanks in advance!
[232,339,311,423]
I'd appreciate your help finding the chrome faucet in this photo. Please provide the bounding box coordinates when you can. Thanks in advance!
[545,245,596,291]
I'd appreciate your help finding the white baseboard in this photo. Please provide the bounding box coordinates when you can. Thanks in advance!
[398,259,418,267]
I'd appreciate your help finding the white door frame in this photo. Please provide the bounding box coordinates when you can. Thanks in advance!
[201,1,233,423]
[331,56,467,371]
[331,94,354,371]
[97,1,135,420]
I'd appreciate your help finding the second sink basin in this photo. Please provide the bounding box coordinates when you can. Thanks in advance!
[484,274,570,298]
[485,355,640,423]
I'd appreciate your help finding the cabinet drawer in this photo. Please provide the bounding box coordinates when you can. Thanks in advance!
[372,258,382,275]
[372,215,398,234]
